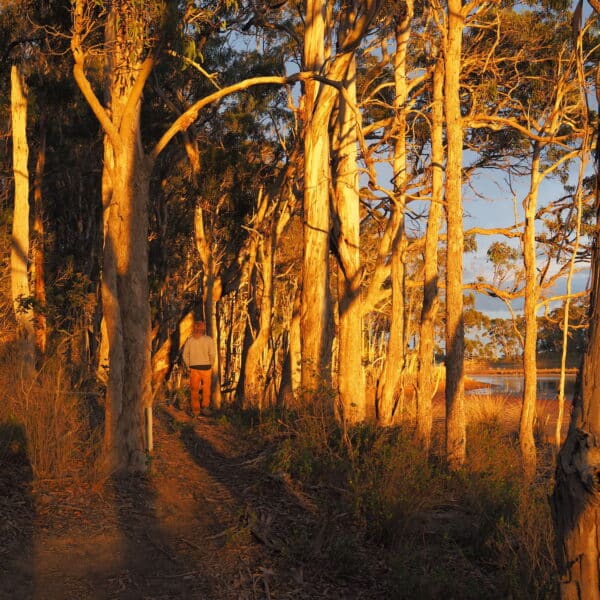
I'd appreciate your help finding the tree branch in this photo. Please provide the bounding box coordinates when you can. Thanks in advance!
[71,0,119,148]
[149,72,336,161]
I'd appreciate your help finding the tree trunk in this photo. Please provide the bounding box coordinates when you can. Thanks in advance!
[278,284,302,408]
[10,64,35,367]
[301,0,333,395]
[194,204,223,409]
[555,149,586,448]
[552,237,600,599]
[102,139,152,472]
[331,51,366,424]
[243,235,274,408]
[32,117,47,357]
[377,6,413,426]
[72,0,156,472]
[416,56,444,452]
[244,179,293,408]
[444,0,466,469]
[301,0,382,404]
[520,148,541,477]
[551,48,600,593]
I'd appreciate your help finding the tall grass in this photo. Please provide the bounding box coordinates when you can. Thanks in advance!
[250,391,558,598]
[0,341,100,481]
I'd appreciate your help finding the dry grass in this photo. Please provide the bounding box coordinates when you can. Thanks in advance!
[431,391,571,444]
[256,386,561,598]
[0,340,100,481]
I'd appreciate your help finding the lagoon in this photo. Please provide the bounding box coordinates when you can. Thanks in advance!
[469,373,577,400]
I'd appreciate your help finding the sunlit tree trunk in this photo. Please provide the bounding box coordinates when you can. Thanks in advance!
[244,227,275,407]
[194,205,223,409]
[552,196,600,598]
[96,102,115,386]
[551,12,600,592]
[103,143,152,472]
[520,146,541,477]
[301,0,333,395]
[377,4,413,425]
[416,56,444,452]
[555,145,587,448]
[301,0,381,405]
[331,51,365,423]
[444,0,466,469]
[72,1,155,472]
[278,284,302,407]
[10,64,34,368]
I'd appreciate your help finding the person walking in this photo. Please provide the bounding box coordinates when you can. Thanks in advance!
[182,320,216,417]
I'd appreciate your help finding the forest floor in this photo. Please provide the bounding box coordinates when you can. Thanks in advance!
[0,404,394,600]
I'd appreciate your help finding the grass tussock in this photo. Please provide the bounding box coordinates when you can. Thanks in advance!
[0,341,100,481]
[239,391,558,599]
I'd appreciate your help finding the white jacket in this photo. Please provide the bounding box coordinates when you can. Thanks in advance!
[182,335,216,368]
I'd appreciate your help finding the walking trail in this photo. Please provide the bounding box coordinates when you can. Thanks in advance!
[0,406,391,600]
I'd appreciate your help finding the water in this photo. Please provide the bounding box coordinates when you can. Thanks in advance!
[468,373,577,400]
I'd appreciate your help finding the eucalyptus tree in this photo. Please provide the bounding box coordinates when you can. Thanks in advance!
[443,0,467,468]
[3,1,59,365]
[374,0,414,426]
[301,0,382,423]
[70,0,303,472]
[552,0,600,595]
[465,4,588,474]
[330,13,367,424]
[415,42,444,452]
[9,64,34,367]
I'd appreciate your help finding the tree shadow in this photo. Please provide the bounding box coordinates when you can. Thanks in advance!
[0,421,34,598]
[176,418,321,568]
[175,415,404,598]
[105,471,218,599]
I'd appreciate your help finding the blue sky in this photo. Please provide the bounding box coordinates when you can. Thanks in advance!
[463,155,591,318]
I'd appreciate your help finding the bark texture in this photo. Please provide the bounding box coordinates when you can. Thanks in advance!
[72,0,155,472]
[377,5,413,425]
[331,51,365,424]
[301,0,381,412]
[416,56,444,451]
[10,65,35,365]
[301,0,333,395]
[520,151,541,477]
[444,0,466,469]
[552,278,600,599]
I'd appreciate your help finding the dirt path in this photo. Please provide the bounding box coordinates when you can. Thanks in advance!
[0,407,391,600]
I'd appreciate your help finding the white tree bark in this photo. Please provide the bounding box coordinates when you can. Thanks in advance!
[301,0,333,395]
[377,3,413,426]
[416,56,444,452]
[10,64,34,366]
[444,0,466,469]
[332,52,365,423]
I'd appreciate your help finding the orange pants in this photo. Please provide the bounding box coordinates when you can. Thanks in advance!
[190,368,211,414]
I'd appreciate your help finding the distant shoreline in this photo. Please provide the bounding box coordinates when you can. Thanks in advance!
[466,368,578,376]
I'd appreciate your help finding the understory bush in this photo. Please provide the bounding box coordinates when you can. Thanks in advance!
[0,340,100,481]
[245,394,559,598]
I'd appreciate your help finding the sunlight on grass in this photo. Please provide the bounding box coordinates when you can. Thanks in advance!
[244,388,559,599]
[0,342,100,481]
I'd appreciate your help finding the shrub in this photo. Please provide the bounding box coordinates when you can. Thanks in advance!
[0,342,100,481]
[230,388,559,596]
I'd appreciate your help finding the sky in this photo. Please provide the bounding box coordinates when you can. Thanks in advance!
[462,157,592,319]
